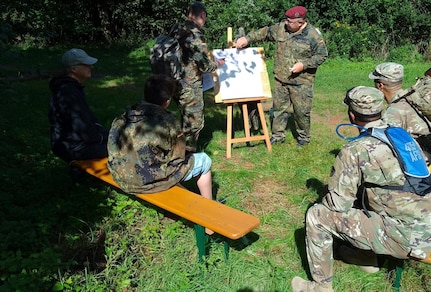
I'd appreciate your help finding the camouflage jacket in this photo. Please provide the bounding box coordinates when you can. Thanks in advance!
[172,20,218,86]
[383,89,431,138]
[323,119,431,259]
[107,102,194,194]
[246,21,328,85]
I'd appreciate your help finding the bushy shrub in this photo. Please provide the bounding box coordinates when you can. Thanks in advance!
[386,45,424,63]
[1,0,431,60]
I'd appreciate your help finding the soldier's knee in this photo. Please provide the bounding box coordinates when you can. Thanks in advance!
[306,204,328,224]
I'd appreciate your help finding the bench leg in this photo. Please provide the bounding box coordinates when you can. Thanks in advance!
[194,224,231,263]
[224,241,229,261]
[194,224,207,263]
[393,259,404,291]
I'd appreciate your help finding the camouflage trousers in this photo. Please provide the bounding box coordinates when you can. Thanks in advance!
[272,79,313,142]
[305,204,410,285]
[175,83,204,152]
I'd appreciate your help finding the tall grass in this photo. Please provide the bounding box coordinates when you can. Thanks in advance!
[1,45,430,291]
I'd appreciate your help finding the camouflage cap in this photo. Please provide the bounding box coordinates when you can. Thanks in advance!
[368,62,404,82]
[344,86,384,115]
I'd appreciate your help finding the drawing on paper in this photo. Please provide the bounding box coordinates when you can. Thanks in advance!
[212,47,272,102]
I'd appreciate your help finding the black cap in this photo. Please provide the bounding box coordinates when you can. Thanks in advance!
[190,1,207,14]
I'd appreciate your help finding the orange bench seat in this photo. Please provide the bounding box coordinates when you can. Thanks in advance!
[71,157,260,261]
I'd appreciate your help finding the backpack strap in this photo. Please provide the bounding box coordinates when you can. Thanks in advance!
[392,79,431,132]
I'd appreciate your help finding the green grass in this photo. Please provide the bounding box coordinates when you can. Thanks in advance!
[1,45,431,291]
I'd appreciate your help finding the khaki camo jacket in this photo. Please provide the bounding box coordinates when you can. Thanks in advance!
[107,102,194,195]
[383,89,431,138]
[323,119,431,259]
[245,21,328,85]
[172,20,218,86]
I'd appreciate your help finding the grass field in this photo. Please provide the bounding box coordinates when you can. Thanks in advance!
[1,45,431,291]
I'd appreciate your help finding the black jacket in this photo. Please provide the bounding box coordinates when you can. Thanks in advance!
[49,75,108,162]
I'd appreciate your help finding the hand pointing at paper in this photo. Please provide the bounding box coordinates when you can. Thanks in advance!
[235,36,248,49]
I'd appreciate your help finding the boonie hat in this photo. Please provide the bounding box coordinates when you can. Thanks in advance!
[285,6,307,19]
[368,62,404,82]
[61,48,98,67]
[344,86,384,115]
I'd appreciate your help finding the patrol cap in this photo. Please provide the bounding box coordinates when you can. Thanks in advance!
[344,86,384,115]
[285,6,307,19]
[61,48,98,67]
[368,62,404,83]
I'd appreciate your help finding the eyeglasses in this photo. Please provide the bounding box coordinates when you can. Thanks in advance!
[285,18,302,24]
[373,79,386,86]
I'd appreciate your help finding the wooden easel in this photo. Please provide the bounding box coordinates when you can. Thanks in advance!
[223,28,272,158]
[224,97,272,158]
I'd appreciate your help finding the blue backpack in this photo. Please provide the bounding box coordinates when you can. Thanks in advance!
[336,124,431,196]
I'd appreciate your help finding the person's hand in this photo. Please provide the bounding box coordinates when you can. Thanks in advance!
[216,58,225,67]
[235,37,248,49]
[289,62,304,74]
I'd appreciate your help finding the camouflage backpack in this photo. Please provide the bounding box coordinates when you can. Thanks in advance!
[149,24,183,81]
[393,75,431,123]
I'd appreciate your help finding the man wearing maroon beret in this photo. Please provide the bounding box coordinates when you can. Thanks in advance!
[236,6,328,147]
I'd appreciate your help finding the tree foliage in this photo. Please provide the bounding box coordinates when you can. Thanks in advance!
[1,0,431,60]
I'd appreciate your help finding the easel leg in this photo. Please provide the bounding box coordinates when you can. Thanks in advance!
[257,102,272,152]
[241,103,251,140]
[226,104,233,158]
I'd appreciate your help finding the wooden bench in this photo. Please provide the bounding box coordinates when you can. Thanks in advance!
[393,254,431,291]
[71,157,260,263]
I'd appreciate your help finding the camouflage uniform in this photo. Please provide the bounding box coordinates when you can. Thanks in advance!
[245,21,328,142]
[172,21,218,152]
[305,118,431,285]
[371,62,431,156]
[383,89,431,138]
[107,101,194,195]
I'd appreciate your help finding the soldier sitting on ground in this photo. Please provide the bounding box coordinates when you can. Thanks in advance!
[292,86,431,292]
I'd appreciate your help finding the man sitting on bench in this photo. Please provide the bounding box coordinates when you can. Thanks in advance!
[107,74,214,232]
[49,48,109,162]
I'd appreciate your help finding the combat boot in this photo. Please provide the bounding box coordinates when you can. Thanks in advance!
[291,276,334,292]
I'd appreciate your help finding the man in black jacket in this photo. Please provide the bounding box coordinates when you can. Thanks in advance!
[49,48,108,162]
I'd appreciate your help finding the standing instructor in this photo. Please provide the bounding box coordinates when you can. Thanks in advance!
[236,6,328,146]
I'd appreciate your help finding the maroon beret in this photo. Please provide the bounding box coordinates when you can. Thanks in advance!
[285,6,307,19]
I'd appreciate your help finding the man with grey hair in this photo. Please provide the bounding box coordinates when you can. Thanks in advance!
[292,86,431,292]
[370,62,431,155]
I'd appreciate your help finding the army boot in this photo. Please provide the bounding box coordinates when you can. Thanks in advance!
[291,276,334,292]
